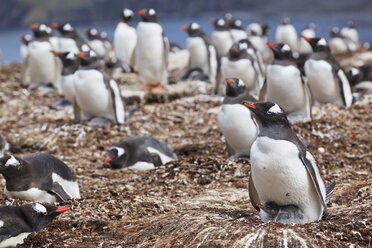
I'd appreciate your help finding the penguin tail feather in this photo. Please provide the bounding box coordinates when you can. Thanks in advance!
[326,181,336,203]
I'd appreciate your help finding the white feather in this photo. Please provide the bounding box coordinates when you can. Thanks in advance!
[32,203,47,214]
[5,156,20,167]
[0,232,31,248]
[4,186,57,203]
[147,147,175,164]
[52,173,81,199]
[109,80,125,124]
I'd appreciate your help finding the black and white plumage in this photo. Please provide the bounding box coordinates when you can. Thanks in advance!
[0,203,69,247]
[0,136,21,158]
[347,63,372,90]
[242,101,335,224]
[257,202,306,224]
[73,50,126,125]
[298,23,317,55]
[181,22,217,85]
[260,43,312,123]
[135,9,169,89]
[19,34,32,60]
[51,22,90,53]
[209,18,234,59]
[341,21,360,49]
[328,27,355,55]
[246,22,273,66]
[275,18,298,53]
[104,136,177,170]
[0,153,80,203]
[83,28,111,59]
[303,36,353,108]
[225,17,247,42]
[217,78,258,158]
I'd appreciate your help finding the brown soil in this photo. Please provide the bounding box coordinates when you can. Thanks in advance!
[0,64,371,248]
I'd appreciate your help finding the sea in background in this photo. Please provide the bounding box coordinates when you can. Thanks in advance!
[0,12,371,65]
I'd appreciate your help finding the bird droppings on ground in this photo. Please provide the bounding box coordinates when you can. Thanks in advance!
[0,64,371,247]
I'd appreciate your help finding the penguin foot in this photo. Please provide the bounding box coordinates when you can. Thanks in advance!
[142,83,163,93]
[89,117,113,126]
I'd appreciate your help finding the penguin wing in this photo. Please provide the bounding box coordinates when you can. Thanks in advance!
[326,181,336,203]
[301,74,313,119]
[298,152,328,212]
[248,172,260,211]
[335,69,353,107]
[108,79,125,124]
[0,218,29,242]
[51,182,71,201]
[258,78,267,101]
[162,32,170,69]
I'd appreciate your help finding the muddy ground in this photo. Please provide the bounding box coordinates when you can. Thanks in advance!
[0,64,371,248]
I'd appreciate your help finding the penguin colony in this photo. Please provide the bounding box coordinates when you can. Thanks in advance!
[0,8,368,246]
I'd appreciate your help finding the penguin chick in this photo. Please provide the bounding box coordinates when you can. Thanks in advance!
[0,203,69,247]
[0,153,80,203]
[257,202,307,224]
[104,136,177,170]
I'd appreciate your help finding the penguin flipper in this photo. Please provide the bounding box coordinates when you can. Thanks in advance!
[51,182,71,201]
[73,97,82,123]
[226,141,235,157]
[147,153,163,167]
[301,75,313,120]
[299,153,328,212]
[258,78,267,101]
[249,172,260,211]
[326,181,336,203]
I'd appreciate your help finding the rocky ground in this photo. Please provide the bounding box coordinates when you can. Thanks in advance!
[0,64,371,248]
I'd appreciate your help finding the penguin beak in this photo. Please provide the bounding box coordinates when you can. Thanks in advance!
[50,23,59,29]
[232,46,238,52]
[208,18,215,24]
[302,35,311,42]
[104,157,112,163]
[257,204,264,209]
[51,51,60,56]
[18,35,24,40]
[77,53,85,58]
[56,206,70,213]
[82,29,89,34]
[267,43,275,49]
[180,25,188,31]
[227,19,233,24]
[225,79,233,85]
[29,24,36,30]
[138,10,146,16]
[243,101,257,109]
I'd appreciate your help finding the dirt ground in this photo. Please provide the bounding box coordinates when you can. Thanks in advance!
[0,63,371,248]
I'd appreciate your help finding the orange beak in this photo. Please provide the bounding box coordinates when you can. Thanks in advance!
[302,35,311,42]
[180,25,188,31]
[138,10,145,16]
[50,23,59,29]
[232,46,238,52]
[56,206,70,213]
[77,53,85,58]
[243,102,257,109]
[82,29,88,34]
[226,79,233,85]
[208,18,215,24]
[29,24,36,30]
[257,204,264,209]
[104,157,112,163]
[267,43,275,49]
[51,51,60,56]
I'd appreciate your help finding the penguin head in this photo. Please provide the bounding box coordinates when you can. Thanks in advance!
[51,51,80,69]
[138,9,158,23]
[302,36,329,52]
[347,67,361,86]
[242,101,288,125]
[0,155,27,179]
[21,203,70,231]
[51,22,75,35]
[104,146,127,169]
[257,202,280,217]
[228,41,249,58]
[209,18,229,31]
[228,19,244,30]
[267,43,293,60]
[181,22,204,37]
[281,17,291,25]
[29,24,52,38]
[121,8,134,23]
[225,78,246,97]
[77,50,97,66]
[19,34,32,45]
[347,21,356,29]
[83,28,100,40]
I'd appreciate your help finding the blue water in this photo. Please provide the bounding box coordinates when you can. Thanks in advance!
[0,12,371,64]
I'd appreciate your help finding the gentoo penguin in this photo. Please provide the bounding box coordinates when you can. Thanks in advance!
[303,36,353,107]
[105,56,130,75]
[0,203,69,247]
[22,24,61,90]
[260,43,312,123]
[246,22,273,66]
[181,22,217,85]
[83,28,110,59]
[104,136,177,170]
[257,202,307,224]
[225,17,247,42]
[0,153,80,203]
[298,24,317,55]
[50,22,90,53]
[328,27,350,55]
[242,101,336,224]
[209,18,234,59]
[220,41,263,96]
[347,63,372,90]
[135,8,169,92]
[51,51,80,107]
[19,34,32,60]
[73,50,126,125]
[0,135,21,158]
[217,78,258,158]
[113,8,137,70]
[341,21,360,49]
[275,18,298,53]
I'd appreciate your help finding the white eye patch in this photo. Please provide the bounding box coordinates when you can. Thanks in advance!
[90,28,98,35]
[190,22,200,30]
[5,156,20,167]
[217,19,225,26]
[148,9,155,16]
[24,34,32,40]
[111,147,125,157]
[100,32,107,38]
[267,104,283,114]
[317,38,327,46]
[81,44,90,52]
[66,52,75,60]
[238,42,248,50]
[39,24,47,31]
[281,44,291,52]
[123,8,133,17]
[89,50,97,57]
[350,67,359,76]
[32,203,47,215]
[63,23,73,31]
[235,20,242,27]
[237,80,245,87]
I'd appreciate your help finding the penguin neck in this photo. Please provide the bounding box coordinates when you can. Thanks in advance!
[62,63,79,76]
[258,119,292,140]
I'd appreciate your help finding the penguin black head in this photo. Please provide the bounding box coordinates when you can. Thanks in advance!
[257,202,280,217]
[77,50,98,66]
[104,146,127,169]
[347,67,362,86]
[328,27,342,38]
[51,22,76,36]
[29,24,52,39]
[51,51,80,72]
[229,19,244,30]
[228,41,249,59]
[0,155,27,180]
[181,22,204,37]
[19,34,32,45]
[302,36,330,52]
[138,8,159,23]
[225,78,246,97]
[281,17,291,25]
[21,203,70,231]
[242,101,288,126]
[121,8,134,23]
[347,21,356,29]
[209,18,229,31]
[267,43,293,60]
[83,28,100,40]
